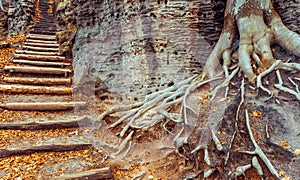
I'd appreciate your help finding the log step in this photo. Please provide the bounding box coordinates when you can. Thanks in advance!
[24,42,59,48]
[4,66,71,75]
[0,85,72,94]
[12,59,71,67]
[31,29,56,35]
[27,34,56,40]
[26,39,58,44]
[4,77,71,85]
[0,116,90,130]
[0,143,92,158]
[0,101,86,111]
[14,54,65,61]
[16,50,59,56]
[22,45,59,52]
[52,167,114,180]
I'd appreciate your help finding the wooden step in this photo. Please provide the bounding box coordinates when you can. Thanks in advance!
[4,77,72,85]
[0,102,86,111]
[5,66,71,75]
[26,39,58,44]
[12,59,71,67]
[0,143,92,158]
[14,54,65,61]
[52,167,113,180]
[22,45,59,52]
[0,116,89,129]
[27,34,56,40]
[16,50,59,56]
[30,31,57,36]
[24,42,59,48]
[0,84,72,94]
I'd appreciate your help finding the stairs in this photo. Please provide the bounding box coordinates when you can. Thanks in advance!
[0,1,87,136]
[0,1,114,179]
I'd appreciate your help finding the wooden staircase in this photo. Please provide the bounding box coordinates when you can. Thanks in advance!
[0,0,113,179]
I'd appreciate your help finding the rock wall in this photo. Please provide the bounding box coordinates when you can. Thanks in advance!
[7,0,35,36]
[56,0,299,101]
[57,0,227,101]
[0,0,10,38]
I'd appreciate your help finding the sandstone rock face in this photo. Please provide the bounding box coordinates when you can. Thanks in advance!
[56,0,299,101]
[7,0,35,36]
[0,0,10,38]
[59,0,226,101]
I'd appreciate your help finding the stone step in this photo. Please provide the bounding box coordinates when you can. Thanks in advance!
[0,102,87,111]
[16,50,59,56]
[12,59,70,67]
[3,76,72,85]
[14,54,65,61]
[0,143,92,158]
[24,42,59,48]
[0,84,72,94]
[4,66,72,75]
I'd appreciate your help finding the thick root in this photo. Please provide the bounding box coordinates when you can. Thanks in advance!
[94,1,299,179]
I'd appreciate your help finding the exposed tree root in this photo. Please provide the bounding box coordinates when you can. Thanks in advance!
[94,0,300,179]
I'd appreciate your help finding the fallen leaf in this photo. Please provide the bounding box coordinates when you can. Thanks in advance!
[279,170,285,177]
[279,140,291,150]
[294,149,300,155]
[252,111,262,117]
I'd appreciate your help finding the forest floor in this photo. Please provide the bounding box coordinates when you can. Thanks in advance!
[0,36,299,180]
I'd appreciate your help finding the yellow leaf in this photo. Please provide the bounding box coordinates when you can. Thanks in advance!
[294,149,300,155]
[279,140,291,150]
[252,111,262,117]
[279,170,285,177]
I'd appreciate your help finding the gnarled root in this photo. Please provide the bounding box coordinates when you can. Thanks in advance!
[94,0,299,178]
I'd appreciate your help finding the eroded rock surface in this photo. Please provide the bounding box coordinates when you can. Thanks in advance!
[7,0,35,36]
